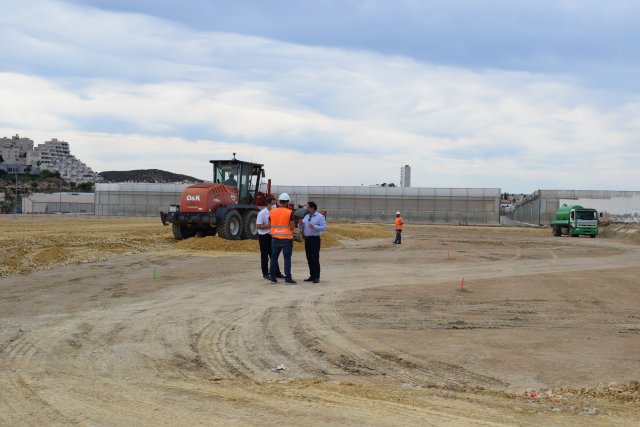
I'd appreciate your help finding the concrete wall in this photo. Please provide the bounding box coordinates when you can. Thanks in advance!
[508,190,640,225]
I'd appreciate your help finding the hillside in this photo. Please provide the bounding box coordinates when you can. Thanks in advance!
[98,169,203,183]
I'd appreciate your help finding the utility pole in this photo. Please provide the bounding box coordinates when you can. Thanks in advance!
[15,169,18,215]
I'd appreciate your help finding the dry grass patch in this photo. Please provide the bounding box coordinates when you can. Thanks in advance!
[598,222,640,244]
[0,217,393,276]
[0,216,174,276]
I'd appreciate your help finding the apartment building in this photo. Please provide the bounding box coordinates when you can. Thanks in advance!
[0,134,34,164]
[1,135,96,184]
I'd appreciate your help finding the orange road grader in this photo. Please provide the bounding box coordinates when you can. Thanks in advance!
[160,155,305,240]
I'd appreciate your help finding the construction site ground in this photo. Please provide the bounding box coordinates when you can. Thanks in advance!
[1,216,639,426]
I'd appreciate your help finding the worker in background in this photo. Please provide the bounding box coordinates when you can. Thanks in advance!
[224,173,237,186]
[256,197,284,280]
[301,201,327,284]
[269,193,297,285]
[393,210,404,244]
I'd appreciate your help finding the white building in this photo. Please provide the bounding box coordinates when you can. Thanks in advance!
[0,134,34,164]
[27,138,96,184]
[1,135,96,184]
[400,164,411,188]
[22,192,95,214]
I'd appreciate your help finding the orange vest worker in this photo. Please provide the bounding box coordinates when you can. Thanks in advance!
[270,207,293,240]
[395,215,404,230]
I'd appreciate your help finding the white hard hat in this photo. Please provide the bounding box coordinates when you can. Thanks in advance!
[396,211,401,215]
[279,192,290,201]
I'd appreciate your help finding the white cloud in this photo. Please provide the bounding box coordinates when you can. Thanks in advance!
[0,0,639,193]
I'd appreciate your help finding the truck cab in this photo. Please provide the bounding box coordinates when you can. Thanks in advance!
[551,204,598,238]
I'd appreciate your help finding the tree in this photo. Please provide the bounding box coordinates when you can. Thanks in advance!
[77,182,94,192]
[41,169,61,179]
[1,201,10,213]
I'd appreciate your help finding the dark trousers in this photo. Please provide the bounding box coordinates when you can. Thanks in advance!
[304,236,321,279]
[271,238,293,280]
[259,233,281,276]
[394,229,402,244]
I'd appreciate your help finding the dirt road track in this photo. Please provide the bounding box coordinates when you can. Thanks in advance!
[1,223,639,425]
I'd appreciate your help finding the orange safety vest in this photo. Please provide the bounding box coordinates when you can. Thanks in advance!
[270,207,293,240]
[395,216,404,230]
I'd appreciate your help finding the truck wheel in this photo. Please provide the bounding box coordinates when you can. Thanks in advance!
[172,223,194,240]
[552,225,561,236]
[242,211,259,240]
[221,210,242,240]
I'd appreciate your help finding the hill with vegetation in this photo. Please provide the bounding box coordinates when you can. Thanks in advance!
[98,169,203,183]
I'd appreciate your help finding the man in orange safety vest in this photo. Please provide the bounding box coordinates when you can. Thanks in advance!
[269,193,297,284]
[393,211,404,244]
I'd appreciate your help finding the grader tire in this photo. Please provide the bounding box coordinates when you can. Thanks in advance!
[242,210,259,240]
[172,223,195,240]
[221,210,242,240]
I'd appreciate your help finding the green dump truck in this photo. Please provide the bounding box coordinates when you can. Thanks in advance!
[551,204,599,238]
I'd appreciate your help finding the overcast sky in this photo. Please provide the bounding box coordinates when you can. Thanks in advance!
[1,0,639,193]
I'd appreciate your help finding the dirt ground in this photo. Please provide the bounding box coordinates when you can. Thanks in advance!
[1,216,639,426]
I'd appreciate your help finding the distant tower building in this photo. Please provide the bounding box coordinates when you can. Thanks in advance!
[400,164,411,188]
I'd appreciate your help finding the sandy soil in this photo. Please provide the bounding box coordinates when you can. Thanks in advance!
[1,216,639,426]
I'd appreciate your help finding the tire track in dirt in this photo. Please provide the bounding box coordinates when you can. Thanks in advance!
[294,291,507,390]
[181,310,444,426]
[0,332,75,425]
[195,305,266,380]
[259,301,353,377]
[194,296,344,381]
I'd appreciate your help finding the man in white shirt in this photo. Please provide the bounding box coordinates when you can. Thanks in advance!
[256,197,283,280]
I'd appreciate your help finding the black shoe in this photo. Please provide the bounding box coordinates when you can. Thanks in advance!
[304,277,313,282]
[312,279,320,284]
[276,273,286,279]
[269,278,278,284]
[285,279,297,285]
[263,274,270,280]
